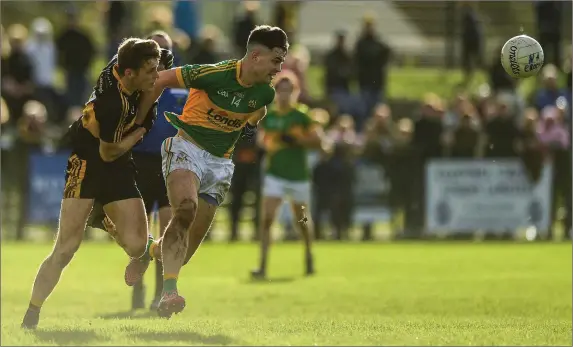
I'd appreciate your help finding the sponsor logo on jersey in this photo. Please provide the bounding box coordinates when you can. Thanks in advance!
[206,108,242,129]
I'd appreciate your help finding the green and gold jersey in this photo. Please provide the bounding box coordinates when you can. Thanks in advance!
[165,59,275,158]
[261,104,314,181]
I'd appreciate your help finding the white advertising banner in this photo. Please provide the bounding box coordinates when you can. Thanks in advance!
[426,160,553,233]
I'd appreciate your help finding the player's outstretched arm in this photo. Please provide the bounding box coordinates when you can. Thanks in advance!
[136,68,183,125]
[247,106,268,126]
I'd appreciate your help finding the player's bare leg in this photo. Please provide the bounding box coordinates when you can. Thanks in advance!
[251,196,283,279]
[182,198,218,265]
[154,169,200,318]
[22,199,94,329]
[291,203,315,275]
[148,206,171,310]
[104,198,152,286]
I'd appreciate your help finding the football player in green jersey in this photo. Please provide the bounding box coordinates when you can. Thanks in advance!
[251,71,323,279]
[134,25,289,318]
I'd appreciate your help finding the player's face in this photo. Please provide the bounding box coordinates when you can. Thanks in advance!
[132,58,160,91]
[256,47,287,83]
[275,79,294,106]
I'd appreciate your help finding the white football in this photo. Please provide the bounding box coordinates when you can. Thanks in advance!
[500,35,544,78]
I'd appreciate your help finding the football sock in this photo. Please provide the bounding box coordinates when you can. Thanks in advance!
[141,235,155,260]
[154,259,163,298]
[163,274,178,293]
[148,240,161,260]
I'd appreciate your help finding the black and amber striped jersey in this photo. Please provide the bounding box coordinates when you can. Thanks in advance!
[70,56,142,162]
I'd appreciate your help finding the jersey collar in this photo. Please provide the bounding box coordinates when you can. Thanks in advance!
[113,64,135,96]
[236,60,252,88]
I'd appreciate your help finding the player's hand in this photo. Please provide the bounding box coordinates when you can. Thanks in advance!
[122,123,145,145]
[241,122,257,141]
[142,102,158,134]
[160,49,174,70]
[280,133,297,145]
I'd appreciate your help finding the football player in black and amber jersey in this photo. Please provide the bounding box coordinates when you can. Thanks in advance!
[21,37,174,329]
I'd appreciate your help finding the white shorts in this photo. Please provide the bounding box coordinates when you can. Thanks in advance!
[161,136,234,205]
[263,174,310,204]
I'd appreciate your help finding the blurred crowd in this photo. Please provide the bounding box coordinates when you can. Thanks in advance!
[1,1,571,241]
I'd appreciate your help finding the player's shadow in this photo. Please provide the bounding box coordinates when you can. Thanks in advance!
[245,276,296,284]
[129,330,237,345]
[32,329,105,345]
[97,309,158,320]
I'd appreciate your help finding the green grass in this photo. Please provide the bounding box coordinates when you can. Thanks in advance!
[1,242,571,345]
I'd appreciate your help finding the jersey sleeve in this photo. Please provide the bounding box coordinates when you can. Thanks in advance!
[94,94,124,143]
[175,64,221,90]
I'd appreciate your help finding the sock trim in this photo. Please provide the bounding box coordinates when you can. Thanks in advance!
[30,298,44,309]
[163,273,178,280]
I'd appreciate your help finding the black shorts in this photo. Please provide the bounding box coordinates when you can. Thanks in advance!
[132,151,170,214]
[63,150,141,206]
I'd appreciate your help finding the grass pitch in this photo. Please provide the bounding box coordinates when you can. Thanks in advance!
[1,241,571,346]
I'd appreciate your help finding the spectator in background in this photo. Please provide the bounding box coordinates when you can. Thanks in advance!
[324,30,356,117]
[520,108,544,184]
[537,106,569,152]
[191,26,220,65]
[314,115,358,240]
[308,108,331,240]
[354,14,391,131]
[283,44,313,106]
[55,10,95,110]
[535,1,562,67]
[170,28,192,66]
[2,24,35,126]
[233,1,259,57]
[484,95,520,158]
[360,104,395,241]
[173,0,200,44]
[13,100,49,240]
[387,118,421,239]
[411,94,445,237]
[313,140,355,241]
[361,103,394,162]
[326,114,359,146]
[413,94,445,159]
[460,2,483,85]
[26,17,61,124]
[534,64,569,112]
[537,106,571,239]
[450,113,480,158]
[489,43,517,95]
[105,1,133,59]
